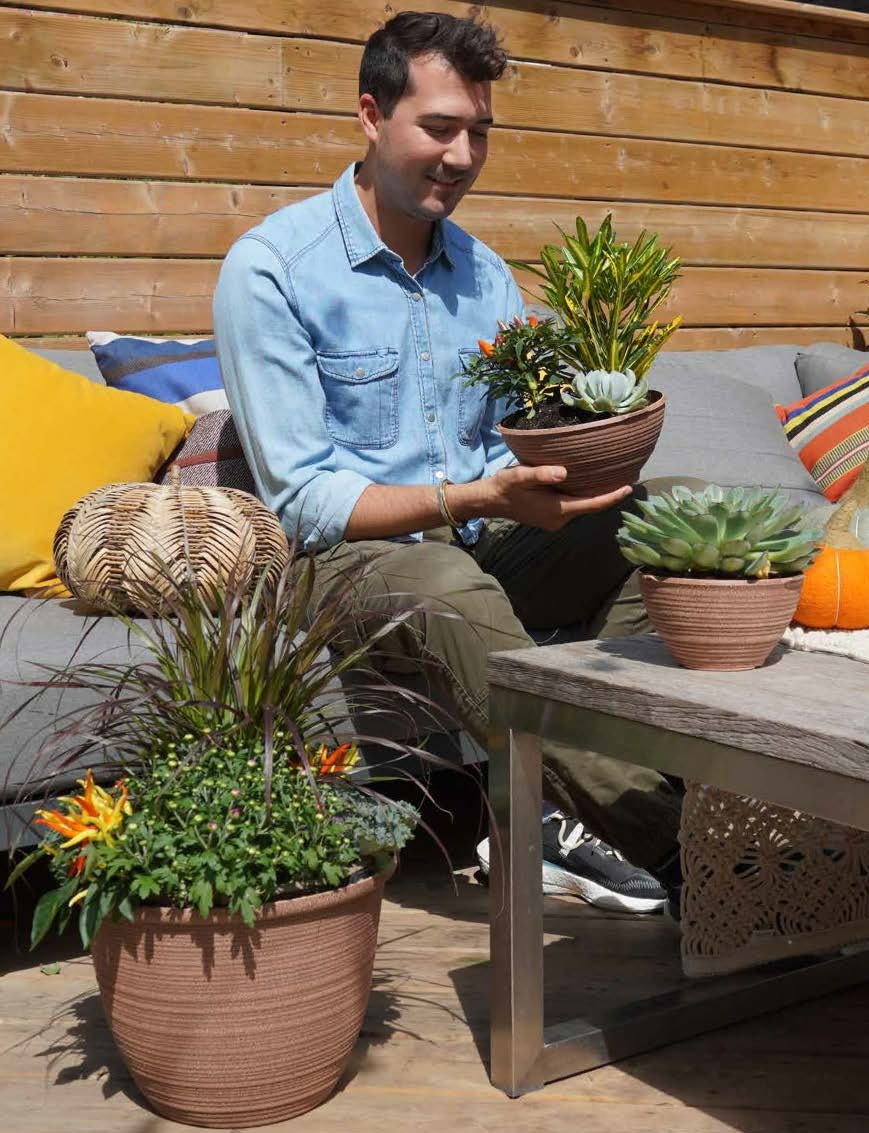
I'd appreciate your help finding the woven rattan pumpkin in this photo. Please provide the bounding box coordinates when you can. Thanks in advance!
[793,546,869,629]
[53,473,289,613]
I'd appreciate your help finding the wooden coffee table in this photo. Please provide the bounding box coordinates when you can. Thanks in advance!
[486,634,869,1096]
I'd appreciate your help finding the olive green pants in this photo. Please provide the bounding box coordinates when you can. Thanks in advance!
[310,480,694,870]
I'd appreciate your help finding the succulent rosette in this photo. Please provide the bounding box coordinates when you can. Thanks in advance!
[617,484,823,578]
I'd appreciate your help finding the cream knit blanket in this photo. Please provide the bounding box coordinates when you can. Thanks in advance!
[782,624,869,663]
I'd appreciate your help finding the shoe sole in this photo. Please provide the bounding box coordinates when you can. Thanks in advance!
[476,842,666,915]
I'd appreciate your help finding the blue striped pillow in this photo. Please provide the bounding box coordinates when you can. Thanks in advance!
[87,333,228,417]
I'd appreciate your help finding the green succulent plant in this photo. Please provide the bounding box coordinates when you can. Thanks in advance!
[616,484,823,578]
[561,368,649,415]
[514,214,682,379]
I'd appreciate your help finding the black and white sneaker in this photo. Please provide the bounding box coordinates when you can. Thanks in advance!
[476,810,667,914]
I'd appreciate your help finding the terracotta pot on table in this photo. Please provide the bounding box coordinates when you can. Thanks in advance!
[638,572,804,671]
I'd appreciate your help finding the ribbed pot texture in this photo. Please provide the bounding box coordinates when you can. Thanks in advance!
[497,391,665,496]
[639,572,804,671]
[91,870,389,1128]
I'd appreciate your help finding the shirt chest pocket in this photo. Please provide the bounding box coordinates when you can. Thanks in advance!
[316,348,400,450]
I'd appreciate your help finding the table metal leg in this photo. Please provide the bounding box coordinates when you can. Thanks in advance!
[488,724,545,1096]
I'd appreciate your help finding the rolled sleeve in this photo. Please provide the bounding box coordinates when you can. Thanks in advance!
[213,236,373,551]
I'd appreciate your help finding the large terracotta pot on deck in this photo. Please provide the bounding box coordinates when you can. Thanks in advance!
[91,868,391,1128]
[639,572,804,671]
[497,390,665,496]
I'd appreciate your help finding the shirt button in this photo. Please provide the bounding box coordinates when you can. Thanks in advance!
[420,351,430,361]
[427,412,436,423]
[412,292,422,301]
[355,367,365,377]
[434,470,445,479]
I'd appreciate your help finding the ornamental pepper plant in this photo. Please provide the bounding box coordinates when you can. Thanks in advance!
[3,551,450,949]
[11,739,417,948]
[461,315,572,419]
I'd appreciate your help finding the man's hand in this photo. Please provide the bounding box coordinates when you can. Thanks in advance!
[478,464,633,530]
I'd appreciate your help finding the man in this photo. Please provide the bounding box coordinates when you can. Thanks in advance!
[214,11,682,913]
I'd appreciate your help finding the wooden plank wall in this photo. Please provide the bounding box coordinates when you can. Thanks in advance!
[1,0,868,351]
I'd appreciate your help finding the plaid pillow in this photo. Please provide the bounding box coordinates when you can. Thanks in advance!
[157,409,256,494]
[87,332,228,417]
[777,361,869,501]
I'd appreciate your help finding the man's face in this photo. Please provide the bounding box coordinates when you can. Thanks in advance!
[364,53,492,222]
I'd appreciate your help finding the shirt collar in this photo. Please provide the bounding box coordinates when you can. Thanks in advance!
[428,221,455,270]
[332,162,455,272]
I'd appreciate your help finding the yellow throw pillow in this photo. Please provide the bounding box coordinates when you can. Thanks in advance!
[0,336,194,594]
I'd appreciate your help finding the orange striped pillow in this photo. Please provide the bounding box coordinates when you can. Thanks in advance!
[776,361,869,501]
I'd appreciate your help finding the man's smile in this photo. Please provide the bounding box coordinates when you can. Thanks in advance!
[426,174,464,187]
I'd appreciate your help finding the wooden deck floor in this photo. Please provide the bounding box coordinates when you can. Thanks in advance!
[4,809,869,1133]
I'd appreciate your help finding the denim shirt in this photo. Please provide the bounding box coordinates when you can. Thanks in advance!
[213,162,524,552]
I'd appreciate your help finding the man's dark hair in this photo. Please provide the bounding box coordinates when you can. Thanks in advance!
[359,11,507,117]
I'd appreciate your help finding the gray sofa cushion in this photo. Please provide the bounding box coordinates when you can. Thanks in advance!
[0,595,149,801]
[648,344,803,406]
[31,347,104,384]
[0,594,149,682]
[640,369,826,509]
[795,342,869,397]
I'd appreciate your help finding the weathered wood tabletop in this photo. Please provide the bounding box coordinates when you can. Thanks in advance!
[487,635,869,783]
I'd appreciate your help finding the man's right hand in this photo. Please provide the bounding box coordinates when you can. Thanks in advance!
[473,464,633,531]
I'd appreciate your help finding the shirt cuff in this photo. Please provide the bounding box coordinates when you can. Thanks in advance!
[296,469,374,552]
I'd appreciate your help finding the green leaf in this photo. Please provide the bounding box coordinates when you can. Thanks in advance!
[190,878,214,918]
[78,886,103,950]
[98,886,116,927]
[56,902,73,935]
[117,895,136,923]
[31,878,79,949]
[4,847,45,891]
[238,893,256,928]
[322,862,345,887]
[131,875,161,899]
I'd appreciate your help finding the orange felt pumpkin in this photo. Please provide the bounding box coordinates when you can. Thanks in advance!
[794,546,869,629]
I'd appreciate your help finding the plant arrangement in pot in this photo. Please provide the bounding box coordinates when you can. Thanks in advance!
[616,483,824,670]
[462,214,682,496]
[4,554,450,1129]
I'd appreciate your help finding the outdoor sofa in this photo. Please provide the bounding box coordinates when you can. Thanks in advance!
[1,336,863,850]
